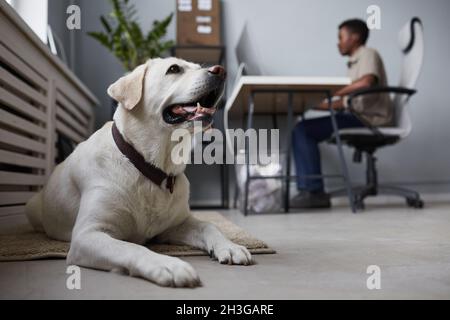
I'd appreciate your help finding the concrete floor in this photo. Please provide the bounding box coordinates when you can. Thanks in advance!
[1,196,450,299]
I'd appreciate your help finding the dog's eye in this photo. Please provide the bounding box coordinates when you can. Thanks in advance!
[166,64,182,75]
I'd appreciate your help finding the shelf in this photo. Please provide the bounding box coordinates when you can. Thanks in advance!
[171,45,225,65]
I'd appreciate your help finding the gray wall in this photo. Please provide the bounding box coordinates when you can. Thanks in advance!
[50,0,450,199]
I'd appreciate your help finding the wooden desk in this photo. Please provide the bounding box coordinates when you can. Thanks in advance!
[223,75,356,214]
[225,75,349,118]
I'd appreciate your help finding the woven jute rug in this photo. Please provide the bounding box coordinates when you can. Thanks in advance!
[0,211,275,262]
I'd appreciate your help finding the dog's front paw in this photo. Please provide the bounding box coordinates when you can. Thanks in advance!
[139,256,201,288]
[211,242,253,265]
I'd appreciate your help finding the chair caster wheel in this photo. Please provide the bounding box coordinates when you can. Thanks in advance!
[407,198,424,209]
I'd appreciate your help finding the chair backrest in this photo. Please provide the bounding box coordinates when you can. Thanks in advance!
[395,17,424,137]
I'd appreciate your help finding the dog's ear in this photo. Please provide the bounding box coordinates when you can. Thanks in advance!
[107,63,148,111]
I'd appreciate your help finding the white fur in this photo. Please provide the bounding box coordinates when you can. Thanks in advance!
[25,57,252,288]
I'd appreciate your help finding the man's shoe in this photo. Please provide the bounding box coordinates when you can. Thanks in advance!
[290,191,331,209]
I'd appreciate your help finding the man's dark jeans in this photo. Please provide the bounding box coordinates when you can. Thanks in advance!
[292,112,364,193]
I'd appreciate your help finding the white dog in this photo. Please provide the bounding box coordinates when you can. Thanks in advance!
[25,57,252,287]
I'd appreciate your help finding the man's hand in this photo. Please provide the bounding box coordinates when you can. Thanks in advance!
[316,96,345,111]
[316,74,378,111]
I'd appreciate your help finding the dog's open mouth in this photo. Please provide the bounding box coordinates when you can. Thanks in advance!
[163,87,222,125]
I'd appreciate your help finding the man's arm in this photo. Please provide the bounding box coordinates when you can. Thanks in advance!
[316,74,378,110]
[335,74,378,96]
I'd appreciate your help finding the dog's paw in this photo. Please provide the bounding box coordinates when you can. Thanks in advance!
[140,256,201,288]
[211,242,253,265]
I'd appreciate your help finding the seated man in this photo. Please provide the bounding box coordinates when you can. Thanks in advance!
[291,19,393,208]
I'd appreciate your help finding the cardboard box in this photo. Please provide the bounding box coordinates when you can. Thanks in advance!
[176,0,222,46]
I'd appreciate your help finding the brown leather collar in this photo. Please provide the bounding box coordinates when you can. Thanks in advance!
[111,122,176,193]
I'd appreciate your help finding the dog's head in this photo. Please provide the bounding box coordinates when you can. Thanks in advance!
[108,57,226,131]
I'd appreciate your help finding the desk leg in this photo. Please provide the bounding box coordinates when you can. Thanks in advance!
[272,113,278,129]
[284,93,294,213]
[233,179,239,209]
[234,114,248,209]
[221,161,229,208]
[327,94,356,213]
[244,92,255,216]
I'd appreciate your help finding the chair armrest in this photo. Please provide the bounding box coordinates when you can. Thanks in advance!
[348,86,416,103]
[344,87,416,138]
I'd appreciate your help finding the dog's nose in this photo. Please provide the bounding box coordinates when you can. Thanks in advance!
[208,65,227,79]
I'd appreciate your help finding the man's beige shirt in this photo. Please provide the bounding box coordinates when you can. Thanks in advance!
[347,46,393,126]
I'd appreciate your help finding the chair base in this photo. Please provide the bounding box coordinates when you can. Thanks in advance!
[330,185,424,210]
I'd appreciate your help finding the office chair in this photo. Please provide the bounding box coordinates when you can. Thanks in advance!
[330,17,424,210]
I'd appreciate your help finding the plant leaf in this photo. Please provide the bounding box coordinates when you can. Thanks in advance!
[88,2,174,70]
[100,15,112,34]
[87,31,112,50]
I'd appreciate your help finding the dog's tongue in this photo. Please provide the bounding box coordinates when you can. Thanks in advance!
[172,103,215,120]
[171,106,196,115]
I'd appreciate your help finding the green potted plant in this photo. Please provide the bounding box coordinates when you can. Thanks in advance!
[88,0,174,72]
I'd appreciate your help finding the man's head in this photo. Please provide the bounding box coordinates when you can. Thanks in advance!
[338,19,369,56]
